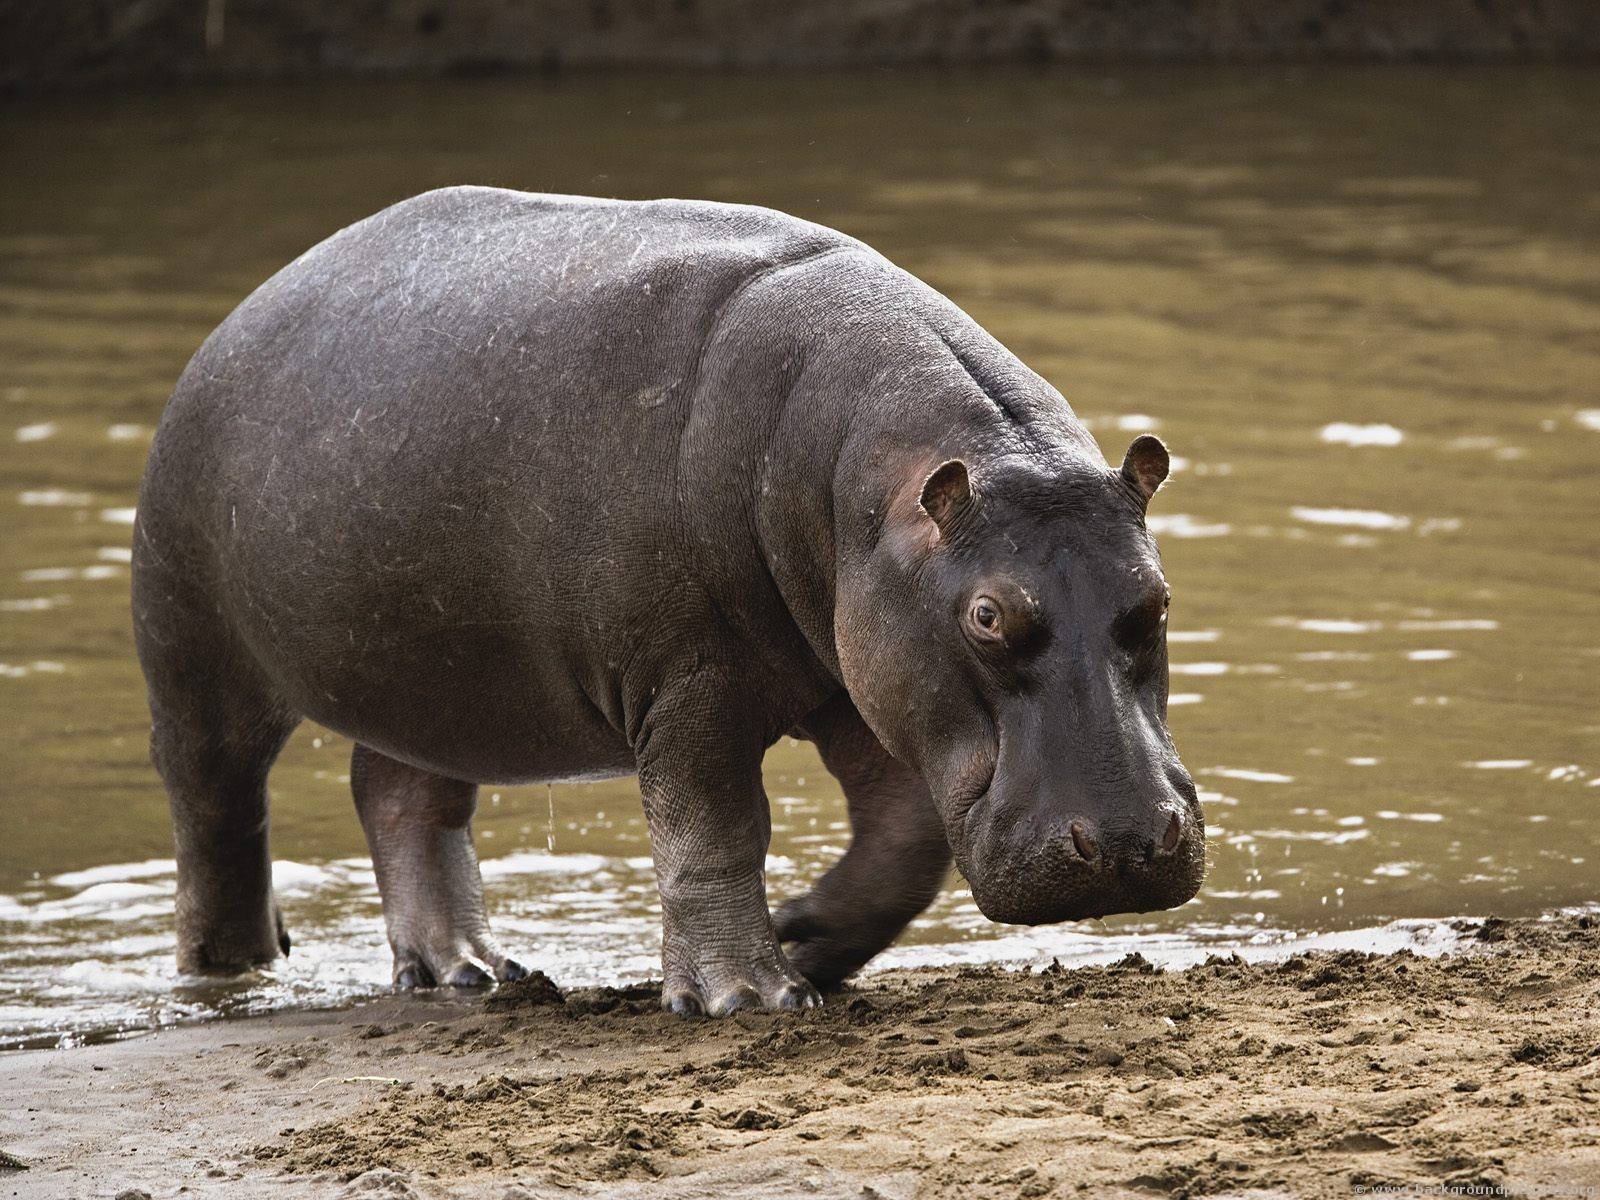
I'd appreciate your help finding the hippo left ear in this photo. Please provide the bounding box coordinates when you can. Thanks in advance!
[919,459,973,535]
[1120,435,1170,503]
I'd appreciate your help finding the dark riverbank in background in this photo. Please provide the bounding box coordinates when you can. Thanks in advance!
[6,0,1600,92]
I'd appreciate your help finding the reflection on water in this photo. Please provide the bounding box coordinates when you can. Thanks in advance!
[2,67,1598,1045]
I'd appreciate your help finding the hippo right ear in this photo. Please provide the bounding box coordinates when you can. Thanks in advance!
[1120,435,1170,504]
[920,459,973,535]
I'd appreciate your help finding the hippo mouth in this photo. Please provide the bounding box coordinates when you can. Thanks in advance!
[942,746,998,864]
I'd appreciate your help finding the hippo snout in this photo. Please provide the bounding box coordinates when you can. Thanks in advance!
[1067,807,1187,869]
[960,796,1205,927]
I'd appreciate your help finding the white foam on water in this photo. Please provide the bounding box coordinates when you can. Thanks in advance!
[100,507,137,525]
[1,876,176,926]
[50,961,174,995]
[21,565,123,583]
[0,597,63,612]
[870,914,1464,975]
[1290,506,1412,531]
[50,859,175,888]
[1375,810,1445,823]
[57,881,169,907]
[19,490,90,507]
[1294,618,1382,634]
[1319,422,1404,447]
[1204,767,1296,784]
[22,899,172,926]
[1371,863,1417,878]
[1576,409,1600,432]
[478,851,611,878]
[15,422,57,443]
[1146,514,1232,539]
[0,896,35,921]
[271,861,340,895]
[1253,827,1369,845]
[1112,413,1160,432]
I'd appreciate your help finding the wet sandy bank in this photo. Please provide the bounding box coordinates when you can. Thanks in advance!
[2,914,1597,1199]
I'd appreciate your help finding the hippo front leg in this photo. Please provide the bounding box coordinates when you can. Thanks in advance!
[774,693,952,988]
[637,697,820,1017]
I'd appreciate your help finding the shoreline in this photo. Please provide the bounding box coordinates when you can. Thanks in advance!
[3,913,1598,1198]
[0,906,1483,1054]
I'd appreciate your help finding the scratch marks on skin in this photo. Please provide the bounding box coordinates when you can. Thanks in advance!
[635,380,678,410]
[257,456,279,509]
[506,498,554,547]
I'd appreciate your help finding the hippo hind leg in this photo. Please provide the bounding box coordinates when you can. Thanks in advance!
[140,634,299,975]
[774,693,952,988]
[350,744,527,989]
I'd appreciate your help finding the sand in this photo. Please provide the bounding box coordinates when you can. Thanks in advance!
[2,914,1598,1199]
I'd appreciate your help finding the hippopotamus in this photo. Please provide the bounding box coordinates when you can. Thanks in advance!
[132,187,1203,1016]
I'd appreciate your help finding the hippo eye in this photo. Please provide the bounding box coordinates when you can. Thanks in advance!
[969,596,1003,640]
[1115,587,1169,652]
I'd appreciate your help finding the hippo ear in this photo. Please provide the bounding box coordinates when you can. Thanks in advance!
[1120,435,1170,503]
[919,459,973,534]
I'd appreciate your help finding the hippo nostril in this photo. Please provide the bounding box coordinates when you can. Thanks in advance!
[1160,812,1182,855]
[1069,820,1099,863]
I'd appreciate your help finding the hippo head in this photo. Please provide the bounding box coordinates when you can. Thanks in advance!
[836,434,1204,925]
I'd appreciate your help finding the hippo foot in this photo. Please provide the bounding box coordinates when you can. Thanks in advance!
[773,903,873,992]
[175,900,288,976]
[390,942,528,991]
[660,956,821,1017]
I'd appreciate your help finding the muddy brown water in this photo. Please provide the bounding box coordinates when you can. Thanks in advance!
[1,67,1597,1047]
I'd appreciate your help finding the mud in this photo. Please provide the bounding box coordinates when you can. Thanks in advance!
[4,915,1598,1199]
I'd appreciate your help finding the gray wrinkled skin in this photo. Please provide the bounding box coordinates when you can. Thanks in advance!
[132,188,1204,1016]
